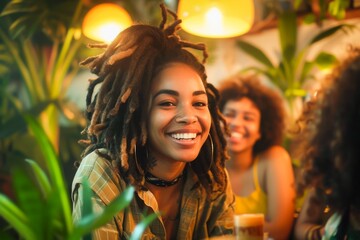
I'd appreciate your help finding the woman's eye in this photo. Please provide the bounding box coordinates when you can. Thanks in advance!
[194,102,207,107]
[244,115,255,121]
[158,101,175,107]
[223,112,235,118]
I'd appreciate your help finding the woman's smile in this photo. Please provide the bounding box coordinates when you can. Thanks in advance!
[168,131,201,147]
[227,131,245,144]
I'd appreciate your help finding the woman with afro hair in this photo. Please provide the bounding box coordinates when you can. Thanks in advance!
[218,75,296,239]
[294,46,360,240]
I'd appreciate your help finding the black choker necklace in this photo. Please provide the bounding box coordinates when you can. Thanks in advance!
[145,172,183,187]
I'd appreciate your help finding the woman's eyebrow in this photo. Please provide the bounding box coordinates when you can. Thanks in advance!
[153,89,178,100]
[153,89,206,100]
[193,90,206,96]
[244,111,260,117]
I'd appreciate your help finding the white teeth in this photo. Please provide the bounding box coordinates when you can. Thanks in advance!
[171,133,197,140]
[231,132,243,138]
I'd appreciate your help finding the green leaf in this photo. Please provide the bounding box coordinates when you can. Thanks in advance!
[285,88,308,98]
[11,164,45,238]
[328,0,349,20]
[24,115,72,233]
[278,59,296,87]
[236,40,274,68]
[278,10,297,63]
[303,13,316,24]
[299,61,315,85]
[130,212,160,240]
[25,159,51,197]
[71,186,135,239]
[79,179,95,240]
[309,24,349,45]
[0,194,27,225]
[0,2,37,17]
[0,195,36,240]
[45,188,65,238]
[239,66,285,91]
[81,178,93,218]
[276,62,290,91]
[9,16,30,39]
[314,52,338,70]
[238,66,267,75]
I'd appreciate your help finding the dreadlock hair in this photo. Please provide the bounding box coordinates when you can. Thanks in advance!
[78,4,229,196]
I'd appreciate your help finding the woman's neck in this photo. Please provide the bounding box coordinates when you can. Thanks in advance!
[145,171,184,187]
[145,177,183,240]
[147,161,186,182]
[226,149,254,171]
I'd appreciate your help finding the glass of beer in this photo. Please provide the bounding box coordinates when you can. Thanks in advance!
[234,213,264,240]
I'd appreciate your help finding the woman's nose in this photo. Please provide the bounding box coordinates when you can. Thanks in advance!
[175,106,197,124]
[228,115,243,127]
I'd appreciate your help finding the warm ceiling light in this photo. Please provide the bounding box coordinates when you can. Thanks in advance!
[177,0,254,38]
[82,3,132,43]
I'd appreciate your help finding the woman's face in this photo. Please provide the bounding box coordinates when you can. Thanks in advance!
[147,62,211,164]
[222,97,261,154]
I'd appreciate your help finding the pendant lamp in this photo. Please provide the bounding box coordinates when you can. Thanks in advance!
[82,3,132,43]
[177,0,254,38]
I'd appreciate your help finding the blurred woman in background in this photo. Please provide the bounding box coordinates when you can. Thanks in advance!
[218,75,296,239]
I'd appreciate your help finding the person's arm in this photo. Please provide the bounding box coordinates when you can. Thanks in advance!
[264,146,296,240]
[294,188,325,240]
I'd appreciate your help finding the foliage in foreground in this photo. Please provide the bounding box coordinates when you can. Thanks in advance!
[0,116,157,239]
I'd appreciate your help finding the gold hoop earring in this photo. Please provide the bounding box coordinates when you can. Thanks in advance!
[209,133,214,167]
[190,133,214,173]
[207,133,214,171]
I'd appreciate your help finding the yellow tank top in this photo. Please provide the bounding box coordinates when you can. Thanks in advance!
[234,157,268,215]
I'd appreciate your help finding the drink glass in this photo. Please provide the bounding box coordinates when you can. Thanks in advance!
[234,213,264,240]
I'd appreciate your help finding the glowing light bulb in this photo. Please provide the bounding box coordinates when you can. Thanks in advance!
[205,7,223,34]
[177,0,254,38]
[82,3,132,43]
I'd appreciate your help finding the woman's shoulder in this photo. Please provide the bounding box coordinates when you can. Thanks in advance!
[72,149,123,188]
[257,145,293,183]
[72,149,126,204]
[258,145,291,165]
[75,149,113,176]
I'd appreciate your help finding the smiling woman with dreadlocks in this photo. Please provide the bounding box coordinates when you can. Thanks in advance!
[71,4,235,240]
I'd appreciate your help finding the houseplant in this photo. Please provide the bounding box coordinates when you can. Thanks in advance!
[0,1,160,238]
[236,1,355,123]
[0,0,89,149]
[0,0,89,225]
[0,115,158,239]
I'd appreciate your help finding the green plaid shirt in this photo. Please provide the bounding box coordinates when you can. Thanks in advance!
[72,150,235,240]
